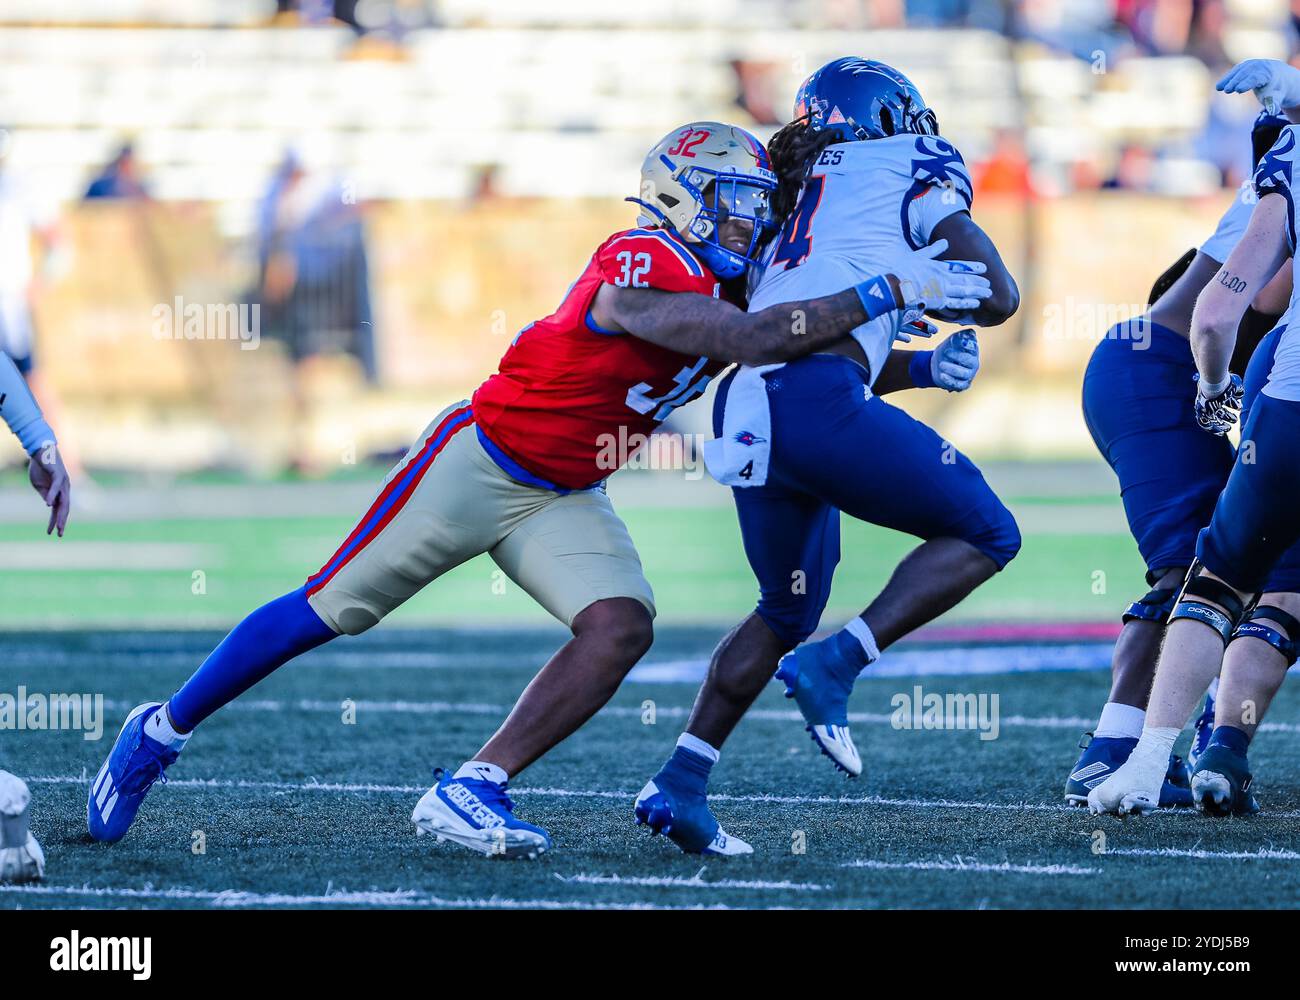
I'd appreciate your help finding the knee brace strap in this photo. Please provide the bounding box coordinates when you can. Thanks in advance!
[1230,605,1300,666]
[1122,586,1178,625]
[1168,570,1251,645]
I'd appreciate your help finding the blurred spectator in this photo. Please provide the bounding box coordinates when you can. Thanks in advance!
[732,59,783,126]
[1102,143,1156,190]
[84,142,151,201]
[256,151,377,385]
[973,128,1034,197]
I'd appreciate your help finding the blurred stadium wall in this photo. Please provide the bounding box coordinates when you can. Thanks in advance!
[0,1,1292,471]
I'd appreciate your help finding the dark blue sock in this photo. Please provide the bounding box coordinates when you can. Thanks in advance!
[167,586,338,731]
[1208,724,1251,755]
[660,745,714,796]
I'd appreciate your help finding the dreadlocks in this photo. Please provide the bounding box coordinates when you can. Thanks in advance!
[766,117,842,226]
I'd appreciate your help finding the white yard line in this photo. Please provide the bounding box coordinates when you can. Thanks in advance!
[0,883,735,910]
[85,696,1300,736]
[29,774,1300,820]
[843,858,1099,876]
[1104,847,1300,861]
[554,868,826,891]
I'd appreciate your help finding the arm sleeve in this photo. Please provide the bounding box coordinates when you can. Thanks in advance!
[0,352,54,456]
[1253,127,1298,254]
[907,138,974,246]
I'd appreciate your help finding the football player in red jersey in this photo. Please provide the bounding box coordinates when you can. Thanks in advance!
[88,121,992,856]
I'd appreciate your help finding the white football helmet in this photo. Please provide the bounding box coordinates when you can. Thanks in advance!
[629,121,778,278]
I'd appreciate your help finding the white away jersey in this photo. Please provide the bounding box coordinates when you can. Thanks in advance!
[749,132,973,386]
[1252,124,1300,401]
[1200,185,1256,264]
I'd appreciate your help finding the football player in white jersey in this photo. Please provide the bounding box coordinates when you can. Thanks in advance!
[1064,110,1294,811]
[634,58,1021,853]
[1090,59,1300,818]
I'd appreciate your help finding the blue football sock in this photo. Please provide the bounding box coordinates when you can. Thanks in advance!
[167,586,338,732]
[1207,724,1250,755]
[660,745,714,796]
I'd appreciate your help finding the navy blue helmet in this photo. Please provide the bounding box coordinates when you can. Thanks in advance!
[793,57,938,142]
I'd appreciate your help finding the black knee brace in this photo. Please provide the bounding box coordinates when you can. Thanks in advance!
[1167,563,1254,645]
[1122,585,1179,625]
[1230,605,1300,667]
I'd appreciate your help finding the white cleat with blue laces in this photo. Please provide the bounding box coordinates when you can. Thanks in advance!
[412,770,551,859]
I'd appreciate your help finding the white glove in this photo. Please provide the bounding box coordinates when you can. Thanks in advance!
[1217,59,1300,115]
[891,240,991,318]
[894,317,939,344]
[932,329,980,391]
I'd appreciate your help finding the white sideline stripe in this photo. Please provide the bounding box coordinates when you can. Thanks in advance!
[1106,847,1300,861]
[843,858,1099,876]
[554,868,826,891]
[0,883,734,910]
[93,696,1300,736]
[32,774,1300,820]
[25,774,1072,812]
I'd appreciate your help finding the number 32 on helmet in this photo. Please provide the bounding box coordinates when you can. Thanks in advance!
[628,121,779,279]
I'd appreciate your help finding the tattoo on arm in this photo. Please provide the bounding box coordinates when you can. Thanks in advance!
[605,285,873,365]
[1217,271,1249,295]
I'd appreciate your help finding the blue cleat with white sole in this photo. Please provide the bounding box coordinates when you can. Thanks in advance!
[1064,733,1192,808]
[411,770,550,859]
[1190,730,1260,817]
[1187,693,1216,772]
[634,779,751,857]
[775,633,865,777]
[88,703,183,843]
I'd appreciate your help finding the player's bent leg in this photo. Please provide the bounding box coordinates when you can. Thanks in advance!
[1089,564,1253,817]
[476,597,653,776]
[1192,593,1300,815]
[635,614,790,855]
[1066,570,1193,807]
[413,597,652,859]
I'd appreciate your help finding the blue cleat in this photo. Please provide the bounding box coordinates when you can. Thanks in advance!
[88,703,182,844]
[1064,733,1192,808]
[1187,693,1216,772]
[411,769,550,859]
[634,773,751,856]
[1191,736,1260,817]
[775,633,864,777]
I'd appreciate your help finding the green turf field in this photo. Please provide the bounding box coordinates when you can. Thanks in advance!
[0,465,1142,629]
[4,470,1297,910]
[5,627,1300,910]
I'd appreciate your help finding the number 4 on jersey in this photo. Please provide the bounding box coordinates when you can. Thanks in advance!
[772,175,826,270]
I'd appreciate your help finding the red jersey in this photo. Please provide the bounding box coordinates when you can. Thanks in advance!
[472,227,733,490]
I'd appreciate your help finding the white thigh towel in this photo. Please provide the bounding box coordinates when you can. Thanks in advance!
[702,364,778,487]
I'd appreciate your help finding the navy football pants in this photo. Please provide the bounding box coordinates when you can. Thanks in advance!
[717,354,1021,647]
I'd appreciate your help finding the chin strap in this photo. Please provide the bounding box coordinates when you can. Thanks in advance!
[1230,605,1300,667]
